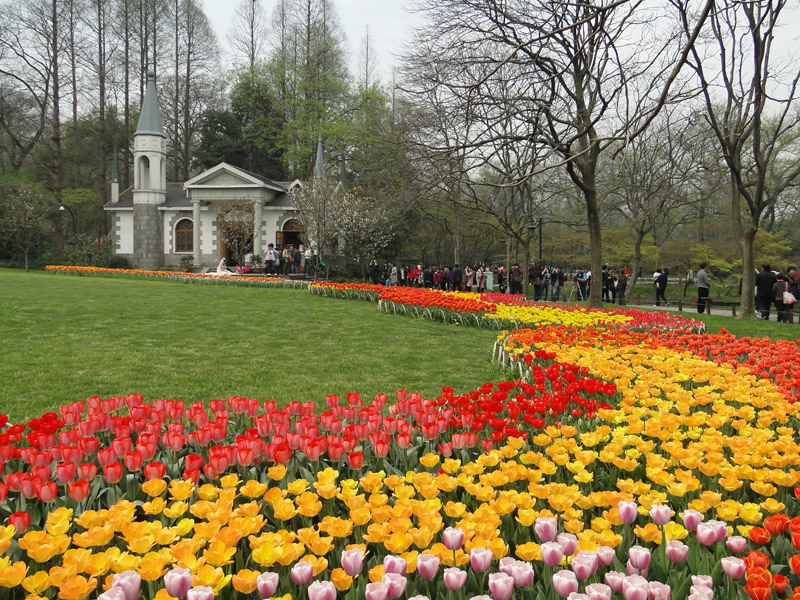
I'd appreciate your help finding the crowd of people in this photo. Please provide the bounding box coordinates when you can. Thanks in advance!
[261,243,318,276]
[365,261,637,304]
[753,264,799,322]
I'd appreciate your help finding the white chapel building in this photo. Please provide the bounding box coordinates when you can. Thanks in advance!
[105,71,303,270]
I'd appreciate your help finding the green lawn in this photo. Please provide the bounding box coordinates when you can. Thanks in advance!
[3,269,796,424]
[0,270,502,423]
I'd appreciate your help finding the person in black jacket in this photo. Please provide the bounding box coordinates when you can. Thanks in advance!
[655,268,669,306]
[755,264,777,319]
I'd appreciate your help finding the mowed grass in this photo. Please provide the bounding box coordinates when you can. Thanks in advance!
[0,270,502,423]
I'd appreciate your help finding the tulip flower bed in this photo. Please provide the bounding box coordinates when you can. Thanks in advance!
[309,283,704,333]
[8,275,800,600]
[45,266,307,289]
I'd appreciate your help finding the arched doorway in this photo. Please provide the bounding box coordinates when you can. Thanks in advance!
[276,218,304,249]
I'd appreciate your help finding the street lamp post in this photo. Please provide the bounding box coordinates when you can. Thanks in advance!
[527,219,543,265]
[59,203,77,236]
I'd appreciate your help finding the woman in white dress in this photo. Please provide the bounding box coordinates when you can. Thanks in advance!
[215,258,234,276]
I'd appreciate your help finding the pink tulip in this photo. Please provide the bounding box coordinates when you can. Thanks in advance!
[470,547,493,573]
[605,571,626,593]
[721,557,745,579]
[382,573,407,599]
[409,597,431,600]
[695,523,717,546]
[626,560,647,578]
[341,548,365,576]
[541,541,564,567]
[627,546,651,571]
[308,581,336,600]
[557,532,578,557]
[585,583,612,600]
[618,501,638,524]
[444,568,468,591]
[291,561,314,585]
[506,561,534,587]
[98,590,126,600]
[708,519,728,542]
[535,517,558,542]
[596,546,616,567]
[365,582,389,600]
[165,568,193,599]
[468,597,492,600]
[488,572,515,600]
[186,587,214,600]
[416,554,440,580]
[571,551,599,580]
[649,581,671,600]
[691,576,713,588]
[568,595,590,600]
[552,570,579,598]
[689,587,714,600]
[650,505,672,526]
[664,540,689,563]
[112,570,141,600]
[622,575,649,600]
[443,527,465,550]
[682,510,703,532]
[726,536,747,553]
[383,555,408,575]
[256,572,279,599]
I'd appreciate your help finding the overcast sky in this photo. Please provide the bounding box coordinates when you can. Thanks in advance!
[200,0,421,84]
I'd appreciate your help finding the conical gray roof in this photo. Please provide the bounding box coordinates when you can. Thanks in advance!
[314,135,325,178]
[135,71,166,137]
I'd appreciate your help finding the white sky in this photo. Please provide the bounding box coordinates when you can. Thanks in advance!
[199,0,420,84]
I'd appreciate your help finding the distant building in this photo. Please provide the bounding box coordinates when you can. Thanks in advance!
[105,71,302,269]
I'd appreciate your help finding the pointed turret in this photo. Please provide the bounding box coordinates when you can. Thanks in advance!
[132,69,167,270]
[314,135,325,179]
[136,71,166,137]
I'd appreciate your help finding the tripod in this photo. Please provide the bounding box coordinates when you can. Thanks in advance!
[566,282,582,302]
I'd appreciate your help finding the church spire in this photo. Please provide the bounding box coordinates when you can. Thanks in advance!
[135,70,166,137]
[314,134,325,179]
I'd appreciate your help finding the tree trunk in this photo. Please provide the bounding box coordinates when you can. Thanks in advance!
[739,226,758,318]
[51,0,63,208]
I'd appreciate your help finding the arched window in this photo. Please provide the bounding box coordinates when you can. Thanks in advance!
[174,218,193,253]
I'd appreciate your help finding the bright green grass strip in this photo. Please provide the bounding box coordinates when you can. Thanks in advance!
[0,269,502,423]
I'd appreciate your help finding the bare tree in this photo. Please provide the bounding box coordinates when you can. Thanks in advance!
[229,0,267,72]
[403,0,680,306]
[677,0,800,317]
[357,25,378,90]
[605,108,723,298]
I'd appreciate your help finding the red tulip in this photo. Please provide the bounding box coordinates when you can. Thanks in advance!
[77,462,98,481]
[97,447,116,467]
[104,462,123,483]
[347,451,363,469]
[37,480,58,503]
[271,442,292,465]
[111,437,132,458]
[55,462,77,484]
[184,453,204,470]
[183,468,200,483]
[8,511,31,533]
[395,432,411,449]
[0,482,7,503]
[764,514,791,535]
[124,451,144,472]
[144,461,167,480]
[438,442,453,457]
[68,480,90,502]
[749,527,772,545]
